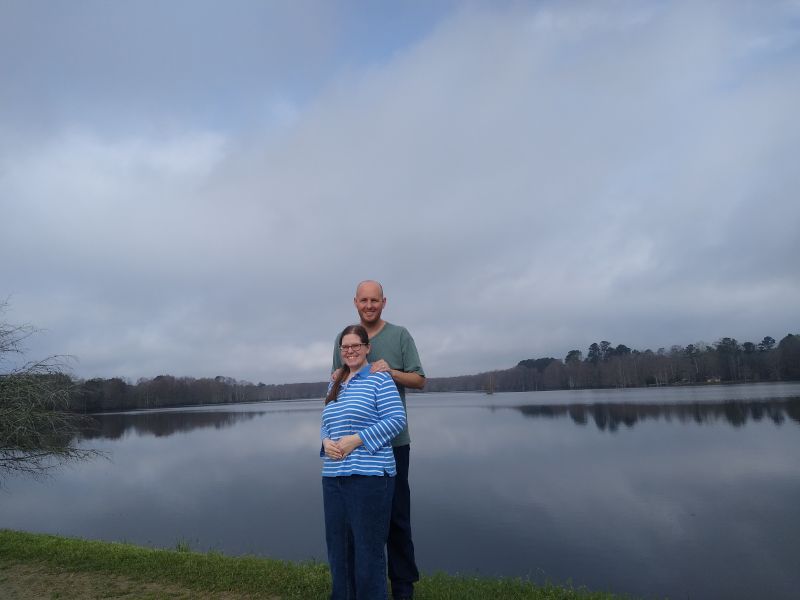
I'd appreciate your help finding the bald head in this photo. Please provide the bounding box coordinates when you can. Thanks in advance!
[355,280,384,298]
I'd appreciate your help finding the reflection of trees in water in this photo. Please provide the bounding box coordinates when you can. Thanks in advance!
[80,411,264,440]
[512,398,800,432]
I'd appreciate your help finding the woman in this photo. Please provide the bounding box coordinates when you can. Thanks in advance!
[321,324,406,600]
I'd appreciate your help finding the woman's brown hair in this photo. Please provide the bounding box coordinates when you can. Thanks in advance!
[325,324,370,405]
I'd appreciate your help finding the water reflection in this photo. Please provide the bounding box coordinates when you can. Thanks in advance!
[508,397,800,431]
[80,410,264,440]
[79,396,800,442]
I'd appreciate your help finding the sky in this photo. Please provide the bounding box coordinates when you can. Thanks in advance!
[1,0,799,384]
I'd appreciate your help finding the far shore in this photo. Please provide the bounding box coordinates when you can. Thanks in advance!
[81,378,798,416]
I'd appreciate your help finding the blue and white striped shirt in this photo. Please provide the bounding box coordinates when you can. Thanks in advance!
[321,364,406,477]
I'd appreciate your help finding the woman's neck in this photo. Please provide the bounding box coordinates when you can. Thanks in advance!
[344,361,367,380]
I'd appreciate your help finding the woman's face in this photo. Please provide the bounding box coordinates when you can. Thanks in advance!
[339,333,369,372]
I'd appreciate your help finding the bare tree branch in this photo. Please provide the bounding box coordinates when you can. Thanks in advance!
[1,301,102,480]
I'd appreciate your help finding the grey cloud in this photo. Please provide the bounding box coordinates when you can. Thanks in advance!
[1,1,798,383]
[0,1,339,130]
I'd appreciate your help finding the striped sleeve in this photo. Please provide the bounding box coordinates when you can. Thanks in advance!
[321,381,333,441]
[358,373,406,454]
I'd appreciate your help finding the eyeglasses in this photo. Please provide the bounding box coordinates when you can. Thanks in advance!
[339,343,368,352]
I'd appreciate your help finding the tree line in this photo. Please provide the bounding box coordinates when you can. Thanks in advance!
[63,332,800,412]
[424,333,800,393]
[70,375,327,413]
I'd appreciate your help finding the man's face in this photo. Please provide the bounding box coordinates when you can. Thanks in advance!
[354,283,386,325]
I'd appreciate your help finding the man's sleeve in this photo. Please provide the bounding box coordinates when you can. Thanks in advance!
[401,328,425,377]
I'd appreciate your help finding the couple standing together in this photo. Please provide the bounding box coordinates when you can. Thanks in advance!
[321,280,425,600]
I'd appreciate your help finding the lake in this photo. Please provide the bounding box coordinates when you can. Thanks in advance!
[2,382,800,599]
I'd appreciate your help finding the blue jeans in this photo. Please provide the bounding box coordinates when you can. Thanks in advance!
[388,445,418,598]
[323,475,395,600]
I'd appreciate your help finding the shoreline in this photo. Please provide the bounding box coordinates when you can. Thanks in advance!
[0,529,632,599]
[81,379,798,415]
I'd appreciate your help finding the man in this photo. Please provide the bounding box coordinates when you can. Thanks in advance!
[332,280,425,600]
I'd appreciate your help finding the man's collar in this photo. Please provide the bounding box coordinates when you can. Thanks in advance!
[363,320,387,339]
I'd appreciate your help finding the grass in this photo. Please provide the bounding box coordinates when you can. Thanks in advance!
[0,529,633,599]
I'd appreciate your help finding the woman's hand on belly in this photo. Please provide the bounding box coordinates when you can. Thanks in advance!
[323,437,344,460]
[336,434,363,458]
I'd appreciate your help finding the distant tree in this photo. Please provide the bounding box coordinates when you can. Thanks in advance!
[758,336,776,352]
[517,358,557,371]
[715,337,742,381]
[739,342,759,380]
[564,351,585,389]
[542,360,566,389]
[516,358,558,391]
[778,334,800,380]
[756,336,781,380]
[587,343,601,365]
[684,344,699,379]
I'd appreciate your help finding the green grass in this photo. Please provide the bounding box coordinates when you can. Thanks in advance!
[0,529,633,599]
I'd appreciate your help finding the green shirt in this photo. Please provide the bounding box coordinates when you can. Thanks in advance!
[332,322,425,446]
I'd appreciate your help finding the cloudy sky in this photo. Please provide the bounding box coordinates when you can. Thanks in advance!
[1,0,798,384]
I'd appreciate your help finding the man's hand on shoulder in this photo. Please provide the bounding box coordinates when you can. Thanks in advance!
[370,359,392,373]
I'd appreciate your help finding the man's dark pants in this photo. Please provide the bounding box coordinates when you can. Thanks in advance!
[388,444,418,599]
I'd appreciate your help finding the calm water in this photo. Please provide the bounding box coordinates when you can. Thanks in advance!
[2,382,800,600]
